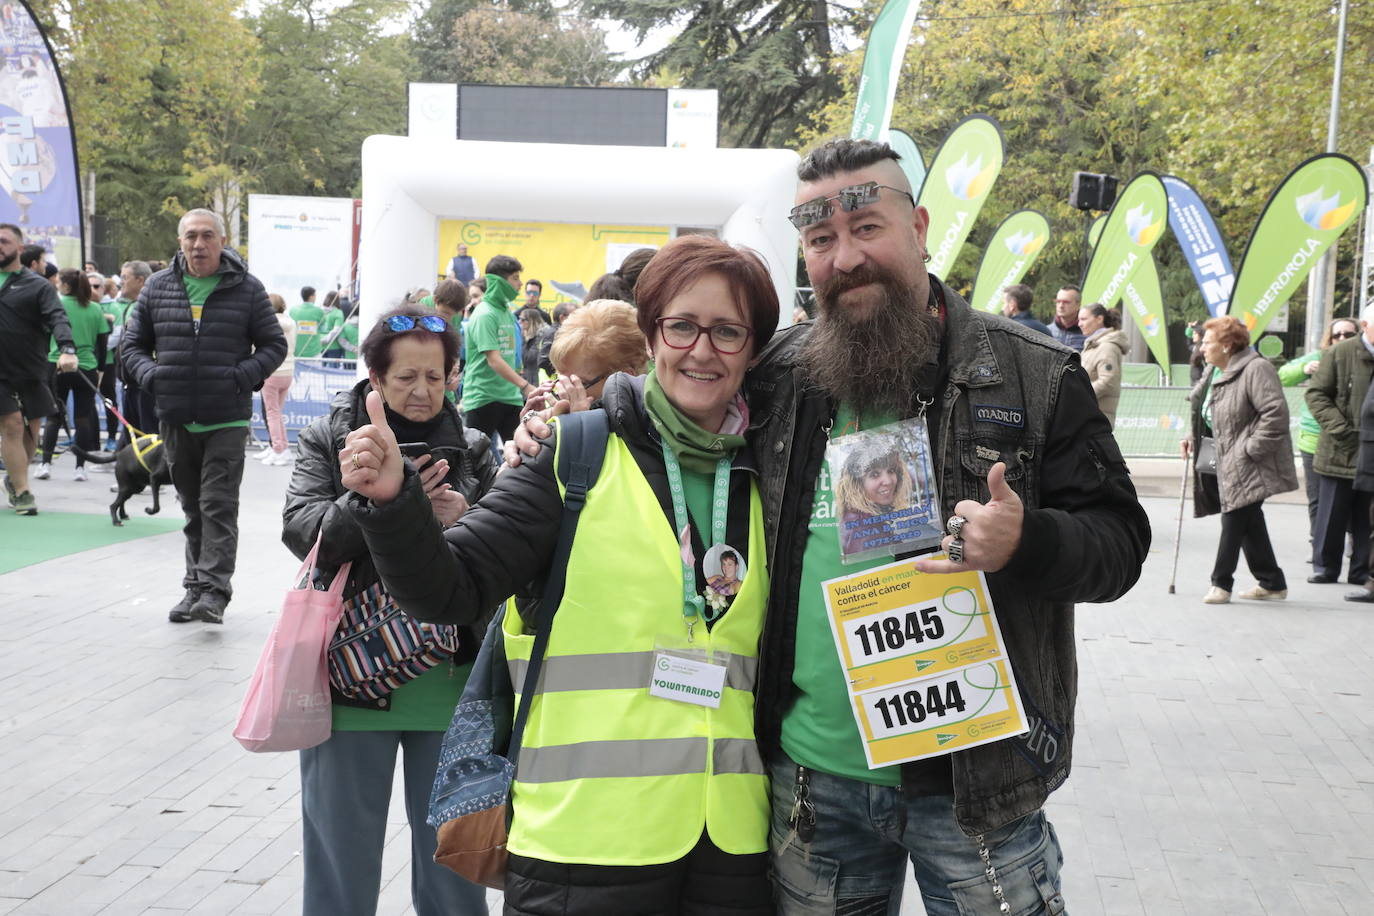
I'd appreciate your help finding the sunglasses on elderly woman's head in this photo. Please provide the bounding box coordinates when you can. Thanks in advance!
[386,315,448,333]
[788,181,916,230]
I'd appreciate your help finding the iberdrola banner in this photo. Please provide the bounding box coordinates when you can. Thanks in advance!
[917,115,1004,281]
[0,2,82,267]
[1163,175,1233,318]
[1120,252,1169,369]
[970,210,1050,313]
[1081,172,1167,310]
[849,0,922,142]
[888,128,926,198]
[1228,153,1368,341]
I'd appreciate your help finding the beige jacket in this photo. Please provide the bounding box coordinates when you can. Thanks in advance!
[1081,328,1128,423]
[1202,348,1299,513]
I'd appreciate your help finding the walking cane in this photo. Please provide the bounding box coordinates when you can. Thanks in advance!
[1168,450,1191,594]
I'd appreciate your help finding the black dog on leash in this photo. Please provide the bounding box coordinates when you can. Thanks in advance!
[70,435,172,526]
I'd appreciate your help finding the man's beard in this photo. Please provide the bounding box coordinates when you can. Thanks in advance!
[0,250,18,271]
[798,264,940,416]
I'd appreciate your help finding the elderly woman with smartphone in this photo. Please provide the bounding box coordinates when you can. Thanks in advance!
[281,305,497,916]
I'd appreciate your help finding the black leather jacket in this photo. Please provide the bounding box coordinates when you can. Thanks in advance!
[0,267,71,382]
[745,279,1151,836]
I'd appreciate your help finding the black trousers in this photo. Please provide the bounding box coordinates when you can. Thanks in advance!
[505,833,773,916]
[40,367,99,466]
[464,401,521,444]
[98,364,120,441]
[1312,473,1370,581]
[1212,499,1286,592]
[160,423,248,600]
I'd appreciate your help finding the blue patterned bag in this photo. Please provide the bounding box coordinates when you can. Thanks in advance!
[426,409,608,890]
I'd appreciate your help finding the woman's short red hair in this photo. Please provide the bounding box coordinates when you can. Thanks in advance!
[633,235,779,356]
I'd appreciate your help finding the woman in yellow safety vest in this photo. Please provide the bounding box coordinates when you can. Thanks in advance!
[339,235,778,914]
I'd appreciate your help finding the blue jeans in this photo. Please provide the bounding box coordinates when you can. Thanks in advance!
[769,752,1066,916]
[300,729,488,916]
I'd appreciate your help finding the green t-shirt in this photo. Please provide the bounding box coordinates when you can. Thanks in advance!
[332,661,473,731]
[48,295,108,371]
[461,300,523,411]
[182,274,220,333]
[780,404,904,787]
[100,297,133,365]
[318,308,343,351]
[338,320,360,354]
[290,302,325,357]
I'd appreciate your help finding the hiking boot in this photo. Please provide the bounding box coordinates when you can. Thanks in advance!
[12,489,36,516]
[168,589,200,623]
[33,462,50,480]
[190,592,227,625]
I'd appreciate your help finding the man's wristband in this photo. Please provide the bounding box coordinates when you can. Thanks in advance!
[59,345,76,355]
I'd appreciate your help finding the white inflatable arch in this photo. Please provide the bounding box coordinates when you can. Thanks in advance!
[357,136,801,367]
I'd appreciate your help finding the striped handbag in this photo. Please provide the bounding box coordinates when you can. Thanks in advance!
[327,580,461,701]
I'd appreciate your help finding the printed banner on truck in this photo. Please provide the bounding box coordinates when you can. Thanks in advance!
[1227,153,1368,341]
[917,115,1004,282]
[970,210,1050,313]
[1163,175,1233,318]
[849,0,923,142]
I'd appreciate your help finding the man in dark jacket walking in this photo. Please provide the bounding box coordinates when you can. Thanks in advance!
[751,140,1149,915]
[122,208,286,623]
[0,223,76,515]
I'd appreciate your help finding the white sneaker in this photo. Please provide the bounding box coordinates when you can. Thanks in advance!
[1203,586,1231,604]
[266,450,294,466]
[34,463,50,480]
[251,445,274,460]
[73,466,88,481]
[1237,585,1287,601]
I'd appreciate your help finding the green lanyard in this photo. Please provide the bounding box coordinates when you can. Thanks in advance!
[660,438,732,642]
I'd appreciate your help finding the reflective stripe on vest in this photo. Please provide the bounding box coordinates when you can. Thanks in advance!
[516,736,764,784]
[503,431,769,866]
[508,651,758,695]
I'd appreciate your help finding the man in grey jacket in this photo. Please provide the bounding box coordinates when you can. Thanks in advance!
[122,209,286,624]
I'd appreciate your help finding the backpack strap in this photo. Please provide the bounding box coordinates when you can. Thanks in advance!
[508,408,610,768]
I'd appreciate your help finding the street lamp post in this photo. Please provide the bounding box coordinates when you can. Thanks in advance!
[1305,0,1351,353]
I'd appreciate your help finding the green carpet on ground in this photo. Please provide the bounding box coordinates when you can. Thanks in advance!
[0,510,182,574]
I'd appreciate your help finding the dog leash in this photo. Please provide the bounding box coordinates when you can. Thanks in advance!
[72,369,160,473]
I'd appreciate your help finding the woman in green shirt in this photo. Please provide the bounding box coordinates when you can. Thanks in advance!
[36,269,108,482]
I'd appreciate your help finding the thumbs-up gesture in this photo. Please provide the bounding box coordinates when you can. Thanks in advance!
[340,389,404,505]
[913,462,1024,574]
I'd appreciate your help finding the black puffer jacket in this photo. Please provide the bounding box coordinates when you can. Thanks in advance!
[281,380,499,707]
[0,267,72,383]
[121,248,286,425]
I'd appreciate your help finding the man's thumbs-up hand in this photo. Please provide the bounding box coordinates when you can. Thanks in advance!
[913,462,1024,575]
[341,389,404,504]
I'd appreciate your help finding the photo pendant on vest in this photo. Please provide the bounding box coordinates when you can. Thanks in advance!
[649,649,726,708]
[826,417,943,566]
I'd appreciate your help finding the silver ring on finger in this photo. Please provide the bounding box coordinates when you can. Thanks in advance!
[947,537,965,564]
[946,514,967,538]
[520,409,538,426]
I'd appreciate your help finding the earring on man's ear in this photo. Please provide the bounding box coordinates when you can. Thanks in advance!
[922,252,931,263]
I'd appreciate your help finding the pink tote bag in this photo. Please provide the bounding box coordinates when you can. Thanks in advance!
[234,538,351,752]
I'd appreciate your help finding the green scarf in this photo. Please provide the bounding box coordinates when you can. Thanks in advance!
[643,370,746,473]
[483,273,517,311]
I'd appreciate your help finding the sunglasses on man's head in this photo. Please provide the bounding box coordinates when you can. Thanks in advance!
[788,181,916,230]
[386,315,448,334]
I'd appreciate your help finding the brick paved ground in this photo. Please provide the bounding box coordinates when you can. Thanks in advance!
[0,452,1368,915]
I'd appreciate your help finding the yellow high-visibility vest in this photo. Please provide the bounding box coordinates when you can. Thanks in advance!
[502,432,769,866]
